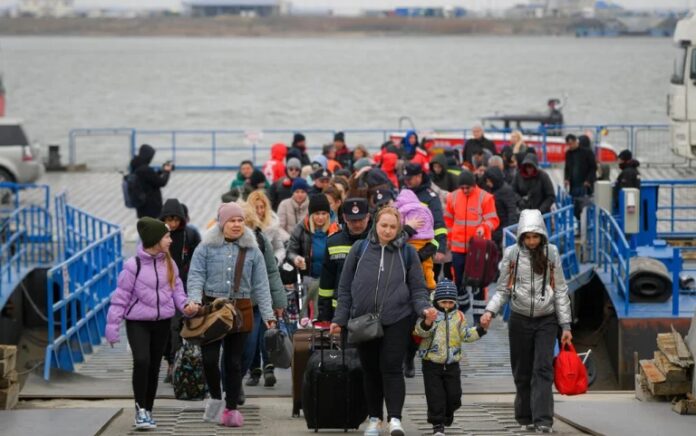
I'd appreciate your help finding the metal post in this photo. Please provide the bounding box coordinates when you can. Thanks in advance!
[672,248,680,316]
[68,130,76,168]
[171,132,176,165]
[671,185,675,233]
[212,131,217,168]
[541,126,548,166]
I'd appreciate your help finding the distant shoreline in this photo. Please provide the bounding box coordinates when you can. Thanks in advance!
[0,16,580,37]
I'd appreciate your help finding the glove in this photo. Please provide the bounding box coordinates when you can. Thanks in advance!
[316,296,335,322]
[417,242,437,262]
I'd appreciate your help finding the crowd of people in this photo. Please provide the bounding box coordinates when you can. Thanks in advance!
[108,128,640,435]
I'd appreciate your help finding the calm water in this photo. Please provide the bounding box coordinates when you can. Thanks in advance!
[0,36,674,167]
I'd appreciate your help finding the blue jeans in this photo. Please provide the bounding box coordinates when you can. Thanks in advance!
[241,306,269,375]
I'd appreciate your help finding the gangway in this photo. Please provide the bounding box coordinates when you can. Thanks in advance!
[0,183,53,312]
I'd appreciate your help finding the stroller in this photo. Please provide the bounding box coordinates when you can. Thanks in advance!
[281,262,310,337]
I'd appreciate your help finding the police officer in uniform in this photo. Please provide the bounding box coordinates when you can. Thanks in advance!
[401,162,448,377]
[316,198,371,324]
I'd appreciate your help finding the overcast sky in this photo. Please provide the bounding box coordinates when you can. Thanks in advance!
[0,0,692,11]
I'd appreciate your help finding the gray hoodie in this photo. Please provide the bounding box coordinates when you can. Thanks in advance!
[485,209,572,330]
[332,228,431,327]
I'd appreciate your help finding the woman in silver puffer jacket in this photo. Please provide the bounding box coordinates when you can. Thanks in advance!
[481,209,572,434]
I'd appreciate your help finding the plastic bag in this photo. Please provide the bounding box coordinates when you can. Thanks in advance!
[554,342,588,395]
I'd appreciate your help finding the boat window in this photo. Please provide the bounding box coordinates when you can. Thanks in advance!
[671,45,687,84]
[0,125,29,146]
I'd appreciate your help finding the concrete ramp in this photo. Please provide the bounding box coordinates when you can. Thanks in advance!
[0,408,121,436]
[556,398,696,436]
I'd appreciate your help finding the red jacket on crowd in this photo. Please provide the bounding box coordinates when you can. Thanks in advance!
[263,143,288,182]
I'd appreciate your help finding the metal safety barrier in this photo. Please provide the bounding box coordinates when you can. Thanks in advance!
[66,123,675,170]
[43,196,122,380]
[642,179,696,239]
[0,183,53,311]
[593,205,632,315]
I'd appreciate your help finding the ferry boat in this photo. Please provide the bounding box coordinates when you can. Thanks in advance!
[389,101,619,164]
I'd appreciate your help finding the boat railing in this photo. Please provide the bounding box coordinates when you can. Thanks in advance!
[43,196,122,380]
[642,179,696,239]
[67,123,675,171]
[590,204,633,316]
[0,183,53,310]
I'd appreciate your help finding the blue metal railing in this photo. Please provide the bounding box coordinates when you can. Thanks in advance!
[502,205,579,281]
[0,183,53,310]
[592,205,633,316]
[643,179,696,239]
[67,123,672,170]
[43,197,122,380]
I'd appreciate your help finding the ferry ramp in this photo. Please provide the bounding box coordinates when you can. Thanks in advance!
[38,170,233,245]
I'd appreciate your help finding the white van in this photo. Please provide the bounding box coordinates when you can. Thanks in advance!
[0,118,44,184]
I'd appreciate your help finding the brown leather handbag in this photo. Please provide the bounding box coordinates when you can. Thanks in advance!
[229,247,253,333]
[180,297,238,345]
[181,247,252,343]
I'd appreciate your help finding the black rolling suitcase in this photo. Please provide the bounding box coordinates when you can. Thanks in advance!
[301,331,367,432]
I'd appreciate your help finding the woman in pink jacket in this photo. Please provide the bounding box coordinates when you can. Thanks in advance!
[106,217,197,430]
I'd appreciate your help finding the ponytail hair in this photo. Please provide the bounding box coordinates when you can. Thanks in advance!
[165,251,176,290]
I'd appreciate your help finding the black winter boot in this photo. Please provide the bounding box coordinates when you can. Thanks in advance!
[263,364,276,387]
[245,368,262,386]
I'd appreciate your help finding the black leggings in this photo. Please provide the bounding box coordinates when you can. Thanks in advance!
[202,332,249,410]
[356,315,413,421]
[126,319,171,411]
[433,262,453,281]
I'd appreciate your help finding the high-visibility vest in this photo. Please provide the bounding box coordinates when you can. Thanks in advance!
[444,186,499,254]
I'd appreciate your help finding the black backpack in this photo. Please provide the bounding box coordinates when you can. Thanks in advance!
[122,172,147,209]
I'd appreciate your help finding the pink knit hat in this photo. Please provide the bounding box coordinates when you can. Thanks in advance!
[217,202,244,230]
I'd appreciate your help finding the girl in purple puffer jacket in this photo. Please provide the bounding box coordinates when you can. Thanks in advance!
[106,217,197,431]
[395,189,436,290]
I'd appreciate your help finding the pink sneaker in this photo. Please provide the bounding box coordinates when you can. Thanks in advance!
[220,408,244,427]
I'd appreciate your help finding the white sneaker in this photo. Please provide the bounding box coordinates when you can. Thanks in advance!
[364,417,382,436]
[388,417,405,436]
[202,398,225,422]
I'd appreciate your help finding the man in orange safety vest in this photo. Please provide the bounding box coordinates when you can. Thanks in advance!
[444,170,499,323]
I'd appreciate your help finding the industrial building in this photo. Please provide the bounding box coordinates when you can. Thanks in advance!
[183,0,281,17]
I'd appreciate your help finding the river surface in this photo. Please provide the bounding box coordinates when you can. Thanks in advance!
[0,36,674,167]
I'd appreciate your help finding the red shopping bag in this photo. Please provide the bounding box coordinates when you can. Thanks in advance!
[554,343,588,395]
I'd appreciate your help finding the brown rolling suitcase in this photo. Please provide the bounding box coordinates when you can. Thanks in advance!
[291,328,330,417]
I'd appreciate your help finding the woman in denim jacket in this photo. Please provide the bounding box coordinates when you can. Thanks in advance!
[187,202,276,427]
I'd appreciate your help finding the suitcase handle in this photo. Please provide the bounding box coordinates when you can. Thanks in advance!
[316,328,347,367]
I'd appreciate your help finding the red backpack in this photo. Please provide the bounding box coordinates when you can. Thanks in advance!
[554,343,588,395]
[464,237,500,287]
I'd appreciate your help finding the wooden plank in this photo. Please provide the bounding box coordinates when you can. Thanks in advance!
[657,333,689,368]
[648,379,692,396]
[0,382,19,410]
[0,370,17,389]
[0,345,16,360]
[672,397,696,415]
[671,325,693,361]
[0,353,16,378]
[654,351,688,382]
[640,359,666,384]
[635,374,662,402]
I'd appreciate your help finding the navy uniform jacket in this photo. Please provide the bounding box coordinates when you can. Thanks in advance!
[316,225,370,322]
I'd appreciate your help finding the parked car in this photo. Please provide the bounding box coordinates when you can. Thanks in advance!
[0,118,44,184]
